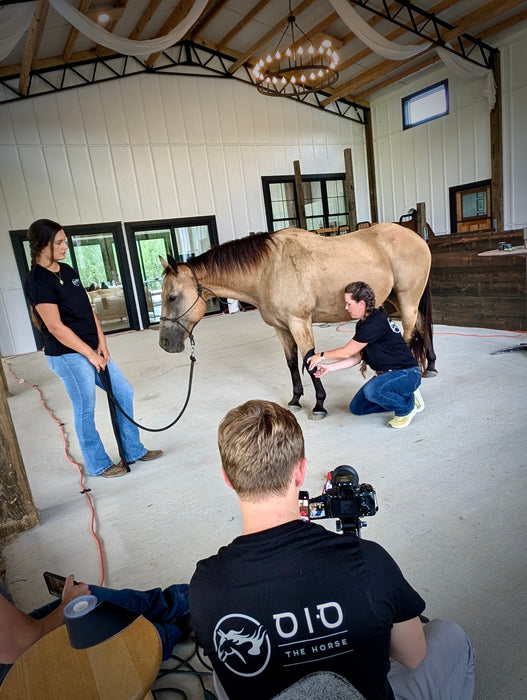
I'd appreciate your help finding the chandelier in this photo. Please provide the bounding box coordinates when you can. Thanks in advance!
[252,2,339,97]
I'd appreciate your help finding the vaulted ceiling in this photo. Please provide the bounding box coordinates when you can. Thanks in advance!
[1,0,526,117]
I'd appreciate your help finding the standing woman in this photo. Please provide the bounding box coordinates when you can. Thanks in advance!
[23,219,163,477]
[308,280,424,429]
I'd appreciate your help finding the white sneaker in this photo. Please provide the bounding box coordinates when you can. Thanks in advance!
[414,388,425,413]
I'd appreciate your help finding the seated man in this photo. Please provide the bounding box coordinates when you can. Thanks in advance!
[189,400,475,700]
[0,575,190,685]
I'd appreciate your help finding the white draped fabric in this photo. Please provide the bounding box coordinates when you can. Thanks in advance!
[329,0,431,60]
[48,0,209,56]
[329,0,495,109]
[0,2,36,62]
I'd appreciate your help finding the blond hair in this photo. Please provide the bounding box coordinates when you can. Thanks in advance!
[218,400,305,500]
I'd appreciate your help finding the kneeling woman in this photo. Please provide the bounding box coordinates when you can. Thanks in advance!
[308,281,424,429]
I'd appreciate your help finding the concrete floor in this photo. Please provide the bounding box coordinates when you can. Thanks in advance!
[2,309,527,699]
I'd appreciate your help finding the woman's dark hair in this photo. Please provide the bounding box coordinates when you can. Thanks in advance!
[344,280,376,315]
[27,219,62,267]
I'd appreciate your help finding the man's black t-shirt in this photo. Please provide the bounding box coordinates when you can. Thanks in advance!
[24,263,98,355]
[354,308,417,372]
[189,520,425,700]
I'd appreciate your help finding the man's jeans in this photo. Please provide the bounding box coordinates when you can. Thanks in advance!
[350,367,421,417]
[47,354,147,475]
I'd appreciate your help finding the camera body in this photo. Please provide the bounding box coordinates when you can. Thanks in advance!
[300,465,378,535]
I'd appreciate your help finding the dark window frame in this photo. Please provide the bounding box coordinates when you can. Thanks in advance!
[125,215,220,328]
[402,79,449,130]
[449,179,492,233]
[10,221,137,349]
[262,173,348,232]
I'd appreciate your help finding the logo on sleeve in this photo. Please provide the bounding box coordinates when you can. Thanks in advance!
[73,278,81,286]
[214,613,271,677]
[389,319,401,334]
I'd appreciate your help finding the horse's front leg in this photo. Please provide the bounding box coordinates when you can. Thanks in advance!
[283,320,327,420]
[273,327,303,411]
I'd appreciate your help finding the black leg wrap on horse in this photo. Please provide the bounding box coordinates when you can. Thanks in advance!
[302,348,317,376]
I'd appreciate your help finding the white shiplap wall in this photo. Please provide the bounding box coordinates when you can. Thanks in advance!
[370,24,527,235]
[0,74,368,356]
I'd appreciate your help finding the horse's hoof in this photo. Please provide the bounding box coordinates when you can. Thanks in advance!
[287,404,302,413]
[309,411,327,421]
[424,369,438,378]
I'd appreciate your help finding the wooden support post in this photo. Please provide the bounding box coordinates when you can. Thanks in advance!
[293,160,307,230]
[344,148,357,231]
[0,361,39,538]
[364,108,378,224]
[490,50,503,233]
[416,202,427,239]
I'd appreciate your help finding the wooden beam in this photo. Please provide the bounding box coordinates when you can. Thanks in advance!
[94,0,129,58]
[217,0,273,51]
[62,0,91,63]
[128,0,165,40]
[189,0,229,39]
[146,0,195,67]
[293,160,307,230]
[228,0,318,74]
[18,0,49,96]
[344,148,357,231]
[0,361,39,538]
[490,51,503,232]
[364,110,378,223]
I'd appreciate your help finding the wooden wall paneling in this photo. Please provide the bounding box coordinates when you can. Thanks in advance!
[233,89,255,145]
[18,145,55,217]
[32,94,64,145]
[508,87,527,227]
[56,91,87,145]
[188,145,214,215]
[298,144,316,174]
[239,144,264,230]
[9,100,40,145]
[197,81,223,145]
[223,145,249,236]
[141,77,169,146]
[151,145,179,216]
[429,229,525,330]
[78,87,109,145]
[181,81,205,145]
[132,145,162,220]
[66,146,102,223]
[44,146,79,224]
[161,80,188,146]
[119,80,149,145]
[88,146,121,221]
[110,146,142,220]
[170,145,196,216]
[2,289,36,354]
[99,82,129,145]
[0,147,33,224]
[206,145,233,235]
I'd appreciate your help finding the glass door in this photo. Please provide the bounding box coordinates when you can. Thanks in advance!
[10,222,136,347]
[126,216,220,327]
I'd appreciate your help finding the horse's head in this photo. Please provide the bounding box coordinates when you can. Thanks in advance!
[158,255,207,353]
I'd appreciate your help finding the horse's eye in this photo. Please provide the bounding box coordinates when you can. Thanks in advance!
[168,294,178,303]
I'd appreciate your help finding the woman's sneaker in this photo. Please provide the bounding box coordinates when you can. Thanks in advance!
[388,406,417,429]
[414,388,425,413]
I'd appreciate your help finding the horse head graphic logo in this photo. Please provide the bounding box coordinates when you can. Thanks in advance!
[214,613,271,677]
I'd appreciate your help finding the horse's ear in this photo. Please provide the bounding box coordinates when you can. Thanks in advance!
[160,254,179,274]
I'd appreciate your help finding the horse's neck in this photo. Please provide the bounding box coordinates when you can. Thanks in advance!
[199,268,260,306]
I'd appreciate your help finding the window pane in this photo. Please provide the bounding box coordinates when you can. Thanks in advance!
[403,80,448,129]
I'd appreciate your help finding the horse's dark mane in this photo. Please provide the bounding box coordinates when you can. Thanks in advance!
[185,231,275,277]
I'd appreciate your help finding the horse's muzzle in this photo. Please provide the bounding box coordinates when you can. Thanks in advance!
[159,332,185,353]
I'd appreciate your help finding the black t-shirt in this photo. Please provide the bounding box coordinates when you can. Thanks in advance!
[189,520,425,700]
[354,308,417,372]
[23,263,98,355]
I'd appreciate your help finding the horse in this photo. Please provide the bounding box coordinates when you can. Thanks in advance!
[158,223,437,418]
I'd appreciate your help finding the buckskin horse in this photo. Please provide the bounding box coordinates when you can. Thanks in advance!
[158,224,436,418]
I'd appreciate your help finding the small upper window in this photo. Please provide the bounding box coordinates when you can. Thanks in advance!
[402,80,449,130]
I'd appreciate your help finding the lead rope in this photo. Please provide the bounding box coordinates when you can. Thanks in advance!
[100,335,196,433]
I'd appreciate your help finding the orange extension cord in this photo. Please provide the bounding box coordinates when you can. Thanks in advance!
[3,359,106,586]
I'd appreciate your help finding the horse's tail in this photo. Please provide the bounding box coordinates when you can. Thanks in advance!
[410,278,435,374]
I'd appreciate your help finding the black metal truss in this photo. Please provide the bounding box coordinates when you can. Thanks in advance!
[0,41,367,124]
[348,0,495,69]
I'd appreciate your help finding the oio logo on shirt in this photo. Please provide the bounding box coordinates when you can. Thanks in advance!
[214,613,271,676]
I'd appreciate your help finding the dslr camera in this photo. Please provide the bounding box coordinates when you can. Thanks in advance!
[299,465,378,535]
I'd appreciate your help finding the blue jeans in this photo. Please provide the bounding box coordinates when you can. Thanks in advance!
[46,354,147,476]
[349,367,421,417]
